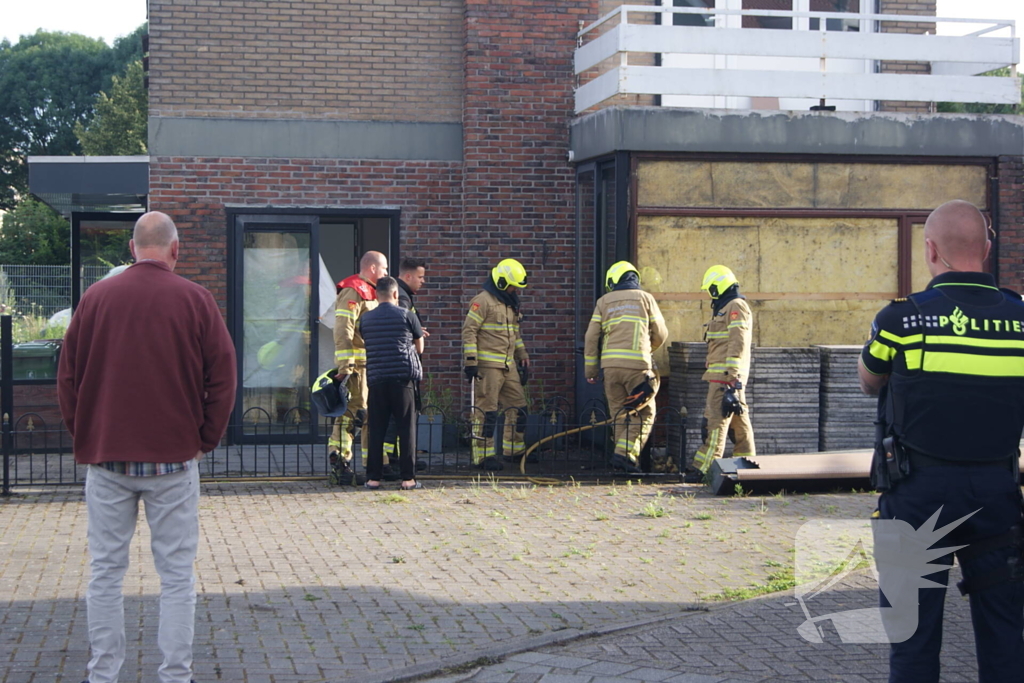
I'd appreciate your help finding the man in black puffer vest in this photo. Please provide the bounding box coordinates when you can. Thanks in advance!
[359,277,424,490]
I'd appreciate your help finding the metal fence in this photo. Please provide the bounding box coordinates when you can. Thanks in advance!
[1,403,686,491]
[0,317,686,492]
[0,265,112,319]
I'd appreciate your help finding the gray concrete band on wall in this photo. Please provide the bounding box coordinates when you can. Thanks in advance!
[149,117,464,161]
[570,107,1024,162]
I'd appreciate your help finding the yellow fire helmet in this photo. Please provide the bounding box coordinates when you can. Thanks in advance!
[492,258,528,290]
[605,260,640,292]
[701,265,738,298]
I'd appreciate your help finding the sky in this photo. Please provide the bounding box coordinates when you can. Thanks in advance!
[0,0,1022,47]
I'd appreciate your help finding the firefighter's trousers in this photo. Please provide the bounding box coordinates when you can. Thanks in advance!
[328,366,386,466]
[692,382,755,473]
[603,367,658,465]
[471,366,526,464]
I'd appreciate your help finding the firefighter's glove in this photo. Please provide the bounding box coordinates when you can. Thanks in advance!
[464,365,479,381]
[518,362,529,386]
[722,385,744,417]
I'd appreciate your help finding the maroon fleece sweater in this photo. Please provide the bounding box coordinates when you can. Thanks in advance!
[58,260,237,464]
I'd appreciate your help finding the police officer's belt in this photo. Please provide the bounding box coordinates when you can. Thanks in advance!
[906,448,1015,471]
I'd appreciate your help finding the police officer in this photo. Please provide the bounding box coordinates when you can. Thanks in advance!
[584,261,668,473]
[462,258,529,471]
[328,250,387,485]
[687,265,756,482]
[859,200,1024,683]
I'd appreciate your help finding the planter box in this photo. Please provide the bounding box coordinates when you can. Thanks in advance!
[417,413,445,454]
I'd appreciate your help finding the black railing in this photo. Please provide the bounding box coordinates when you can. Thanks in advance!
[1,317,685,491]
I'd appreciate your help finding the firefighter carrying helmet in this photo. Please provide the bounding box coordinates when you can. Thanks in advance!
[492,258,528,290]
[605,261,641,292]
[701,265,738,299]
[311,368,350,417]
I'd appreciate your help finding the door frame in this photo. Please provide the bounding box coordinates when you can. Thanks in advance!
[225,207,401,444]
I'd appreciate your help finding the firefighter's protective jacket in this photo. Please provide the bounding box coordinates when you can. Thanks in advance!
[462,290,528,369]
[584,289,668,379]
[334,274,377,369]
[701,297,752,383]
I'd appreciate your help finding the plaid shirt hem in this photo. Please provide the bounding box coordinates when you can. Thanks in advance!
[98,459,195,477]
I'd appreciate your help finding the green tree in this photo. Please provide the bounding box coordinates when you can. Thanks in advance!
[0,197,69,265]
[76,60,148,155]
[0,27,146,210]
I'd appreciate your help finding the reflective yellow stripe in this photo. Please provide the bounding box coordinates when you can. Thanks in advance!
[923,351,1024,377]
[728,321,747,329]
[336,308,356,320]
[478,351,508,362]
[353,349,366,362]
[335,349,354,362]
[724,358,740,366]
[467,310,484,324]
[706,331,729,339]
[480,323,509,330]
[927,335,1024,350]
[602,349,645,360]
[515,339,525,349]
[590,312,602,322]
[602,315,646,330]
[879,330,922,345]
[904,349,922,370]
[465,342,478,352]
[868,340,895,362]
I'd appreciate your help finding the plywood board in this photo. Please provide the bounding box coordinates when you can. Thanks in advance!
[636,160,988,211]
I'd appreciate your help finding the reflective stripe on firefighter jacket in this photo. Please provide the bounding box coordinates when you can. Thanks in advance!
[583,289,668,378]
[702,297,752,383]
[334,275,377,369]
[462,290,528,369]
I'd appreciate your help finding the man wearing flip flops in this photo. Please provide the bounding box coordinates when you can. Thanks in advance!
[359,276,425,490]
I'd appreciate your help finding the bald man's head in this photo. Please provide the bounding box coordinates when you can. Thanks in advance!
[130,212,180,270]
[133,212,179,249]
[923,200,990,276]
[359,251,388,284]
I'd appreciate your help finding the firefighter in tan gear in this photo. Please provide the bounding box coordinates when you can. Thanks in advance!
[328,251,388,485]
[687,265,756,483]
[462,258,530,472]
[584,261,668,473]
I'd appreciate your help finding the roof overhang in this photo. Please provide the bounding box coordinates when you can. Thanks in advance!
[28,156,149,218]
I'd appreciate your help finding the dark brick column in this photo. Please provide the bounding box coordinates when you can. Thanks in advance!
[461,0,597,402]
[997,155,1024,291]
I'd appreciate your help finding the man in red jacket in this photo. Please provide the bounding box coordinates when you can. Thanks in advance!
[58,211,236,683]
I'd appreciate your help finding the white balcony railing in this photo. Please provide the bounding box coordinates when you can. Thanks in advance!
[575,5,1020,114]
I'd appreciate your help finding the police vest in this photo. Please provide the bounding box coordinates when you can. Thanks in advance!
[888,287,1024,461]
[359,303,422,388]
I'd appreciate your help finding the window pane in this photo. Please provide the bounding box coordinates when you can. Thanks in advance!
[241,231,312,433]
[743,0,793,30]
[672,0,715,27]
[809,0,860,32]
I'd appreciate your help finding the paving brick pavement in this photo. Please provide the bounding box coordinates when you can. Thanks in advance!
[0,479,973,683]
[417,570,981,682]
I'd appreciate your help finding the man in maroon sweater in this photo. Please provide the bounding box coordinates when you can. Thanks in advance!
[58,211,236,683]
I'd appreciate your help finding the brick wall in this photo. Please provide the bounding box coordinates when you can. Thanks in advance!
[998,155,1024,292]
[461,0,594,401]
[878,0,936,113]
[148,157,466,377]
[148,0,464,122]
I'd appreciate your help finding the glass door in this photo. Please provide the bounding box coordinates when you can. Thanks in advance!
[231,214,320,443]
